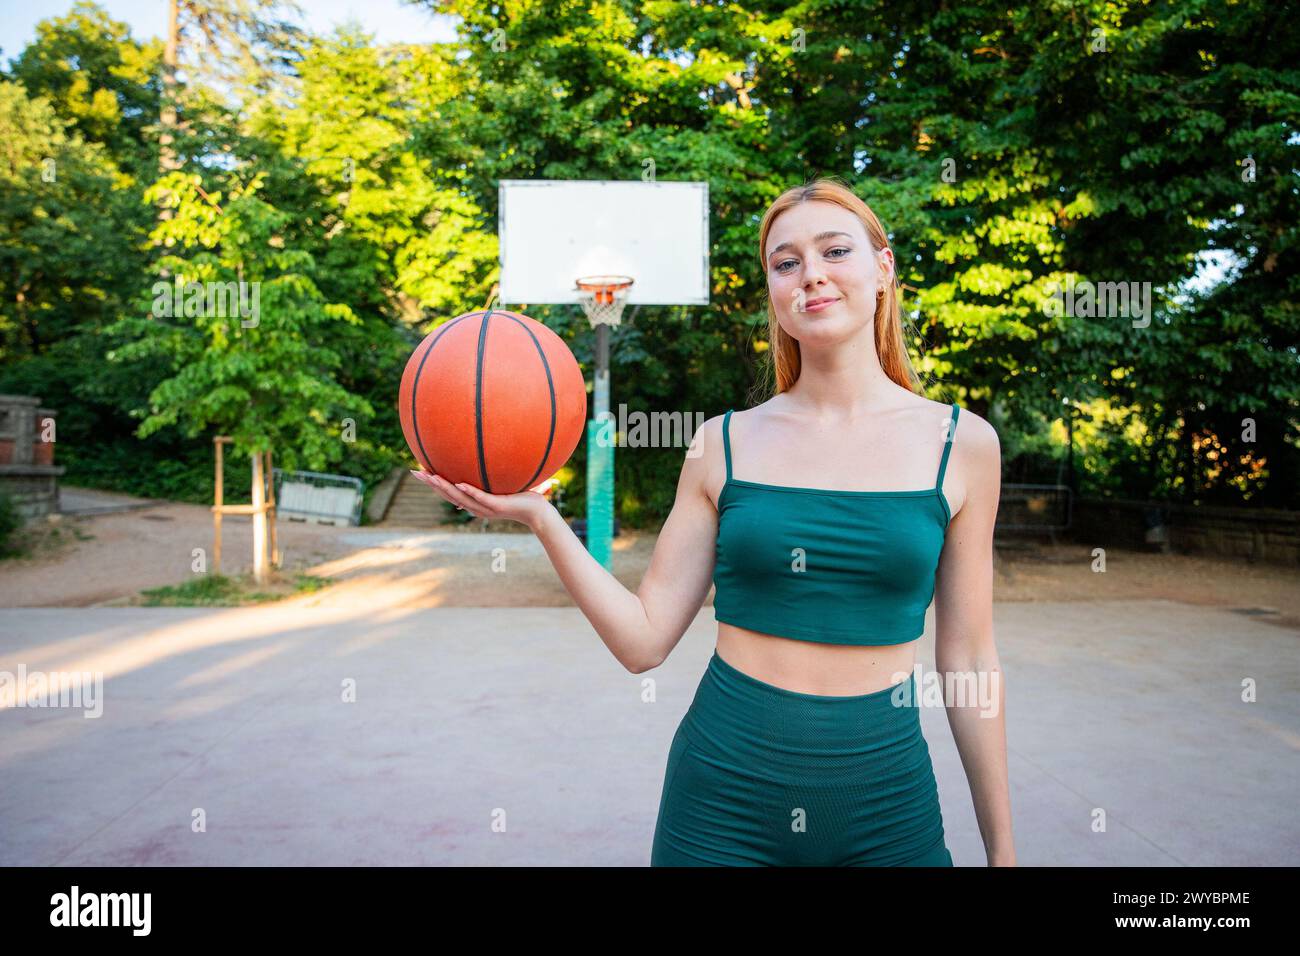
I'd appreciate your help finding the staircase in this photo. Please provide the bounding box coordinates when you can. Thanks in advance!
[378,471,446,527]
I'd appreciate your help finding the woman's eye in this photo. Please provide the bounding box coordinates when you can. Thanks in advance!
[775,247,851,272]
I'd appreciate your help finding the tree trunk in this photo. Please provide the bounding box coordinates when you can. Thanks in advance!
[251,451,268,585]
[159,0,181,221]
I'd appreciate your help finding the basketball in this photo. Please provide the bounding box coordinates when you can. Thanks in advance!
[398,308,588,494]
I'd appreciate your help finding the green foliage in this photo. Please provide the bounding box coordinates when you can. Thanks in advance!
[0,488,21,557]
[0,79,150,363]
[105,170,377,473]
[7,1,162,176]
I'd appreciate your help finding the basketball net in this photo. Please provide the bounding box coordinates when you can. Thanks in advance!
[576,275,633,328]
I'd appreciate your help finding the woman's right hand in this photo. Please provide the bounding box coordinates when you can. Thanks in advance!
[408,470,557,533]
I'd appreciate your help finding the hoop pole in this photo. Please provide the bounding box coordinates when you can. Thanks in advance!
[588,321,613,569]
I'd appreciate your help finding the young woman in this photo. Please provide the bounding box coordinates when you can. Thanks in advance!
[411,177,1015,867]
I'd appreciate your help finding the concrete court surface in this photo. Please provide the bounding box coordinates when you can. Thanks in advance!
[0,598,1296,866]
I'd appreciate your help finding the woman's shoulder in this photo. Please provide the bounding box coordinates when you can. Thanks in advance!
[728,393,787,423]
[938,398,996,445]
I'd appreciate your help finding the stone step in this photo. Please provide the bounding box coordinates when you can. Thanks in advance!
[387,495,440,510]
[376,473,447,526]
[387,503,440,513]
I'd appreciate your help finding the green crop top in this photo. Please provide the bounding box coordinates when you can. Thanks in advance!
[712,404,959,646]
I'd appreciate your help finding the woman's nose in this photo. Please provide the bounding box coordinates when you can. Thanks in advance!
[800,261,828,285]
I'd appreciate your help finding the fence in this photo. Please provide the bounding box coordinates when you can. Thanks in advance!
[995,483,1073,534]
[272,469,364,527]
[1071,497,1299,565]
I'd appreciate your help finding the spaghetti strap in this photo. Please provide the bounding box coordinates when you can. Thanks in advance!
[722,409,734,482]
[935,404,959,490]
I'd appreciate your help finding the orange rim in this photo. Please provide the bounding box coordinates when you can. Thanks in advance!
[576,275,633,306]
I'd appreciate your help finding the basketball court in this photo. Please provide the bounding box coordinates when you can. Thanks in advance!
[1,594,1295,865]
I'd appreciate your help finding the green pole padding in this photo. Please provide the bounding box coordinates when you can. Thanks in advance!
[586,416,614,570]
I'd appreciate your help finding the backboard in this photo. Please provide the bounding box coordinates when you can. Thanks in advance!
[497,179,710,306]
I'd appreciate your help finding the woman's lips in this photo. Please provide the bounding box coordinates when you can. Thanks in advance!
[803,297,839,312]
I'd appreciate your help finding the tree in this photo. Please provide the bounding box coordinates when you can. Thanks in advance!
[7,1,162,178]
[0,80,147,361]
[108,169,374,466]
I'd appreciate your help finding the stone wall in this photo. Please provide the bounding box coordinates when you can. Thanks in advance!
[0,395,65,523]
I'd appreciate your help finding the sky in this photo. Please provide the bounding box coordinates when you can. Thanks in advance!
[0,0,459,62]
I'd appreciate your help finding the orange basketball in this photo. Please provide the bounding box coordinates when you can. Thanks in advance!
[398,309,588,494]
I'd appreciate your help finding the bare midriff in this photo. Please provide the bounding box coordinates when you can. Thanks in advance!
[714,621,921,697]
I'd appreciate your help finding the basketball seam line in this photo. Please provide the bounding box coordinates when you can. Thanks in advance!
[410,312,480,476]
[474,311,492,492]
[498,313,559,494]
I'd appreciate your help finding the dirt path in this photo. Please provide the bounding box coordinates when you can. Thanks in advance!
[1,497,357,607]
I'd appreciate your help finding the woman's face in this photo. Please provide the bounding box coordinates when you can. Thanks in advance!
[764,200,893,339]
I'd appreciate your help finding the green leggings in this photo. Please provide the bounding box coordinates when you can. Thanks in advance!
[651,651,954,867]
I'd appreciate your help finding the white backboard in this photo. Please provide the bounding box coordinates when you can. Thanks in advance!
[498,179,710,306]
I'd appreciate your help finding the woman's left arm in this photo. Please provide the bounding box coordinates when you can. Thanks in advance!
[933,411,1016,866]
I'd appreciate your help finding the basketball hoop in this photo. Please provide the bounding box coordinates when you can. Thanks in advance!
[576,275,634,327]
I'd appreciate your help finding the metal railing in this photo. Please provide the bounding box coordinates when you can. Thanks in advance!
[271,468,365,526]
